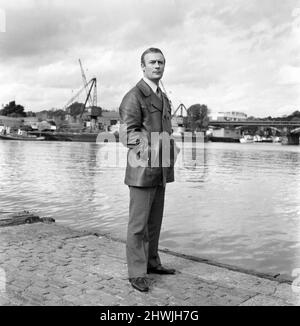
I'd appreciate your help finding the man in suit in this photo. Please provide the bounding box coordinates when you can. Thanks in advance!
[119,48,179,292]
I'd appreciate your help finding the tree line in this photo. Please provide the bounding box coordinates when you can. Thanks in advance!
[0,101,103,120]
[248,111,300,122]
[1,100,299,131]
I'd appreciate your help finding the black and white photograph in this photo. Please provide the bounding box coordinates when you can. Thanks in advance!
[0,0,300,311]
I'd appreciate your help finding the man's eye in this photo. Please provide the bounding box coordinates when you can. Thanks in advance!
[149,61,163,65]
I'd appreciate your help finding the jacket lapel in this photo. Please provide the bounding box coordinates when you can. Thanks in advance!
[136,79,151,97]
[136,79,163,112]
[150,93,163,112]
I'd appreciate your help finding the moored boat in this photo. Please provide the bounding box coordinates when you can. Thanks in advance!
[210,136,240,143]
[239,135,254,143]
[0,133,45,141]
[29,131,119,142]
[261,136,273,143]
[253,135,262,142]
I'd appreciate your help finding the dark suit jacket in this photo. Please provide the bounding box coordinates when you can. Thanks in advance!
[119,79,176,187]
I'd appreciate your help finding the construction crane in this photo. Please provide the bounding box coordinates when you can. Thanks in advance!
[63,77,97,118]
[79,59,94,108]
[172,103,188,117]
[80,78,97,118]
[159,80,188,119]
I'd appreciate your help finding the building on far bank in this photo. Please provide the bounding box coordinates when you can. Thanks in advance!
[23,117,57,131]
[23,117,39,130]
[210,111,247,121]
[0,116,23,133]
[207,111,246,142]
[98,111,120,131]
[209,128,242,142]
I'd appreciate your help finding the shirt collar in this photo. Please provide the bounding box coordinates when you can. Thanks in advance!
[142,77,159,94]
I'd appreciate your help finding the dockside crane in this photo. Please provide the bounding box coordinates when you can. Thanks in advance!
[62,77,97,118]
[79,78,97,118]
[159,80,188,118]
[159,80,189,129]
[61,59,100,132]
[172,103,188,117]
[79,58,94,108]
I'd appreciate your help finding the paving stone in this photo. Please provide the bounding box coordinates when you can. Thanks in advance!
[239,294,292,306]
[0,223,296,306]
[273,283,300,305]
[63,285,84,296]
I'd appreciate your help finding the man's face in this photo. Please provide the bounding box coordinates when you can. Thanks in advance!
[142,52,165,82]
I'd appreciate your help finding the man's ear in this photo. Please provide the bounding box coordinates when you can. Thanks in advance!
[141,63,145,72]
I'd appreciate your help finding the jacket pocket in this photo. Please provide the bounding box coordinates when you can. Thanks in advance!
[146,104,160,113]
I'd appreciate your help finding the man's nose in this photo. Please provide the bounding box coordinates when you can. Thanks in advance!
[154,61,160,68]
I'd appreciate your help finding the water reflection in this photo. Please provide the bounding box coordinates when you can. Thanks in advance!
[0,140,300,276]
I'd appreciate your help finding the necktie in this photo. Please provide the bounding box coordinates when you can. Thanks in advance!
[157,87,168,120]
[156,87,162,100]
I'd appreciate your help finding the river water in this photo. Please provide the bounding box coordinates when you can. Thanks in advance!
[1,139,300,278]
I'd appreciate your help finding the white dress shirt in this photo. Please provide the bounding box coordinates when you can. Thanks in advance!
[143,77,159,94]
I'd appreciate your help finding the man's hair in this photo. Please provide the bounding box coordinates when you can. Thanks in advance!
[141,47,165,66]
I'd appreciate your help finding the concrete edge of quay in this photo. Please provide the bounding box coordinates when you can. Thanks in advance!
[91,232,293,285]
[0,221,299,306]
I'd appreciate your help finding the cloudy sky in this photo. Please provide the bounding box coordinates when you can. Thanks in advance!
[0,0,300,117]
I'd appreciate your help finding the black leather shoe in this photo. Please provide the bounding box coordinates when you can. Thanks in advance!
[129,277,149,292]
[147,266,176,275]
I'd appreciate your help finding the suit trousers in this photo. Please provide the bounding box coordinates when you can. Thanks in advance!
[127,185,166,278]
